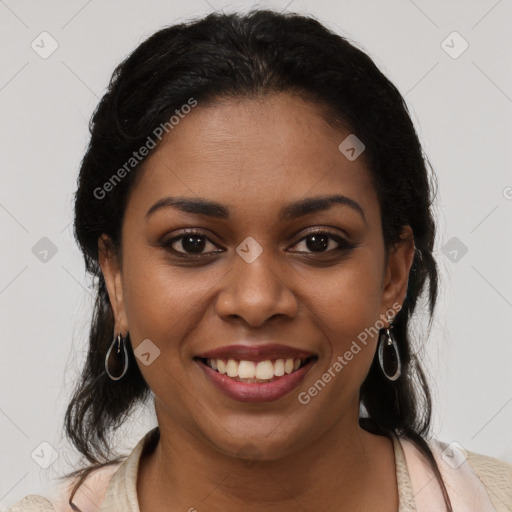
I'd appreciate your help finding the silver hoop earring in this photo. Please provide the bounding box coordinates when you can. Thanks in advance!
[378,318,401,381]
[105,332,129,381]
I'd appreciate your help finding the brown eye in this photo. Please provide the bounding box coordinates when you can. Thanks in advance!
[160,230,221,255]
[290,230,353,254]
[176,234,208,253]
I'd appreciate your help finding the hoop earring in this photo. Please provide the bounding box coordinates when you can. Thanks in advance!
[378,316,401,381]
[105,332,129,381]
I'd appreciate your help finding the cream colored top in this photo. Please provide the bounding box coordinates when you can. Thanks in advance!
[9,428,512,511]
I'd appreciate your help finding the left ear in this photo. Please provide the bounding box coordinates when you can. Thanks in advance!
[380,225,416,314]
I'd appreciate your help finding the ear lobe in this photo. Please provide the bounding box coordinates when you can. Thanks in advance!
[98,234,128,332]
[381,226,415,310]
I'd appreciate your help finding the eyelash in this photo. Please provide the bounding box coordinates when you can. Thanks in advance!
[159,228,354,257]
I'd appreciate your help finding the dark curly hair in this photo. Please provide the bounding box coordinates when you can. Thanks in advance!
[63,8,451,511]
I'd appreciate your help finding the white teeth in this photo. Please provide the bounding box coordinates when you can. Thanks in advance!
[255,360,274,380]
[206,357,307,380]
[274,359,285,376]
[238,360,256,379]
[226,359,238,377]
[217,359,226,374]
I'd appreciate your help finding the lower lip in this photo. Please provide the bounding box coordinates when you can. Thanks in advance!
[196,358,316,403]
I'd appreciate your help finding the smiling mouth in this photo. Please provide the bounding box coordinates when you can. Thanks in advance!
[196,356,317,383]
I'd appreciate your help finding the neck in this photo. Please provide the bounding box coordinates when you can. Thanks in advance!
[137,400,397,511]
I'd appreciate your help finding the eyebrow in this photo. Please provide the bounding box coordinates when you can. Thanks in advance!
[145,194,366,224]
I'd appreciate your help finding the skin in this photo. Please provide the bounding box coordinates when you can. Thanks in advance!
[99,92,415,511]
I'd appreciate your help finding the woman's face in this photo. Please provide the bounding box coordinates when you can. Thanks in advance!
[100,92,414,460]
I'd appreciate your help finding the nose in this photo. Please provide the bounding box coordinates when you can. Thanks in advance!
[215,249,299,327]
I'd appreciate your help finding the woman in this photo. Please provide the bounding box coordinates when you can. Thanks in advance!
[11,9,511,512]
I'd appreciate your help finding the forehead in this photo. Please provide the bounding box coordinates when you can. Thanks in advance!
[125,92,379,226]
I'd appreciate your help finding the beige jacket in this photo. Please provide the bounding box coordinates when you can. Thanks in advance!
[9,428,512,511]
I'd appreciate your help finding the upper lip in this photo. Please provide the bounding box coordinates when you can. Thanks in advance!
[196,343,317,362]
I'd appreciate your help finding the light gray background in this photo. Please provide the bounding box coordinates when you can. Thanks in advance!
[1,0,511,507]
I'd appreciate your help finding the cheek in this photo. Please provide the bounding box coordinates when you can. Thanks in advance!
[297,262,383,415]
[120,255,218,412]
[121,250,219,362]
[308,252,384,350]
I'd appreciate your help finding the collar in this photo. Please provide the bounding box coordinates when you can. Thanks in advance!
[99,427,159,512]
[71,428,496,512]
[96,428,414,512]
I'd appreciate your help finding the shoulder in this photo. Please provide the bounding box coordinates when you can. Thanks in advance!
[429,438,512,483]
[8,463,120,512]
[428,438,512,509]
[7,495,55,511]
[8,428,158,512]
[466,447,512,482]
